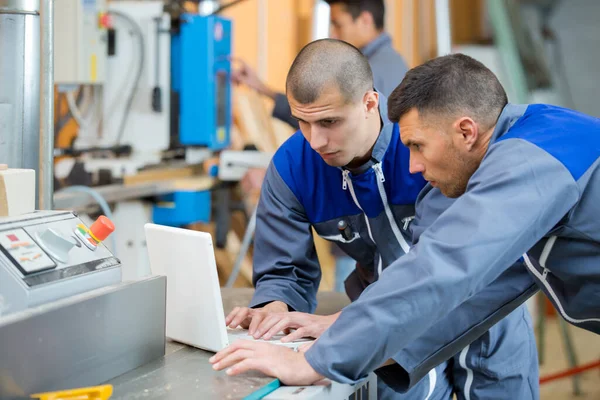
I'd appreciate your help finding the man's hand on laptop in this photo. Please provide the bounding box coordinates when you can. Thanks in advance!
[225,301,288,332]
[253,312,341,341]
[210,340,324,386]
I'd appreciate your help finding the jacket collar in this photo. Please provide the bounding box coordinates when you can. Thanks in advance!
[361,32,393,60]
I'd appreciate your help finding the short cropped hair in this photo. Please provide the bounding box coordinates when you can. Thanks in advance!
[286,38,373,104]
[388,53,508,129]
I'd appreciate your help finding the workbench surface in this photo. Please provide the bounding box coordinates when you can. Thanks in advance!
[109,341,277,399]
[108,289,350,399]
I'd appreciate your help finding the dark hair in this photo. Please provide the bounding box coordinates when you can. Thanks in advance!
[387,54,508,129]
[286,38,373,104]
[325,0,385,30]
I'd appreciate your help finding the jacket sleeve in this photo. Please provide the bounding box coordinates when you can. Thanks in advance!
[373,183,539,392]
[304,138,580,383]
[376,262,538,392]
[272,93,300,130]
[249,162,320,313]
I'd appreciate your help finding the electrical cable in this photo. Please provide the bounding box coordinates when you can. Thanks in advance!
[108,10,145,146]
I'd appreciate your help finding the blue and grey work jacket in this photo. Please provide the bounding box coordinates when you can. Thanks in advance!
[304,103,600,390]
[249,100,425,312]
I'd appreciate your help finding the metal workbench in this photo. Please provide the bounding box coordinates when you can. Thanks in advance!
[109,341,278,399]
[108,289,355,399]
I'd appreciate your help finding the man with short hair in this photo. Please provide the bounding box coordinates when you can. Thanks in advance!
[213,52,600,396]
[236,1,409,290]
[232,0,408,128]
[217,42,539,399]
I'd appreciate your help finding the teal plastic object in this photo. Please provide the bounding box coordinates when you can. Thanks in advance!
[243,379,281,400]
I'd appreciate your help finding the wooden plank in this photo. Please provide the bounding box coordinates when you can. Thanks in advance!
[271,118,295,148]
[123,165,202,186]
[169,176,214,191]
[233,89,278,152]
[313,232,334,292]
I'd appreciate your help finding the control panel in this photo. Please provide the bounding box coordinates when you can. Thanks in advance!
[0,229,56,275]
[54,0,109,84]
[0,211,120,316]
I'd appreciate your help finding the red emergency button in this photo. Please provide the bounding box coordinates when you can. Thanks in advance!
[89,215,115,242]
[98,13,112,29]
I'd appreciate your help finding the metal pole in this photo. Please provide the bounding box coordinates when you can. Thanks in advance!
[486,0,529,104]
[0,0,40,195]
[435,0,452,56]
[226,207,257,288]
[38,0,54,210]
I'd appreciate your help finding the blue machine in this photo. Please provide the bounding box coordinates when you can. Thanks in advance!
[171,14,232,151]
[152,190,211,227]
[159,14,232,227]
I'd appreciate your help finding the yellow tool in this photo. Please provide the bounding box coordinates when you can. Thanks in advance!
[30,384,113,400]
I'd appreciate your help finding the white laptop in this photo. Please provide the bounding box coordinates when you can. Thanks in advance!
[144,223,311,352]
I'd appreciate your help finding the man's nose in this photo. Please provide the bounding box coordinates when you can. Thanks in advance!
[309,128,328,152]
[409,157,425,175]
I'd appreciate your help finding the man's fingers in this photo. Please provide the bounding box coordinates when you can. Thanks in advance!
[262,317,293,340]
[228,308,252,329]
[225,307,239,326]
[226,358,272,377]
[209,341,243,364]
[256,315,288,339]
[212,349,254,371]
[248,312,267,336]
[228,56,248,68]
[240,318,251,329]
[281,327,310,343]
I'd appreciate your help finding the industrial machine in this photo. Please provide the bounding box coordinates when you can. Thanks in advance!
[171,13,232,151]
[0,1,377,397]
[0,209,167,398]
[0,211,118,315]
[52,0,234,230]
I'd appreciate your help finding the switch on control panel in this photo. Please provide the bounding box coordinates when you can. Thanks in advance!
[36,228,78,263]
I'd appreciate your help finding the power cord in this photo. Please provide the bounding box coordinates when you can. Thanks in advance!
[108,10,145,146]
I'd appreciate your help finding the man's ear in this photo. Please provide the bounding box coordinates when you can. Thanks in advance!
[358,10,374,28]
[364,91,379,116]
[452,117,479,151]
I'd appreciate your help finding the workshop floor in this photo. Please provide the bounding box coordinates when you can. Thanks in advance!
[538,318,600,400]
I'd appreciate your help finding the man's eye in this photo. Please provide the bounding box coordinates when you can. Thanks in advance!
[412,144,421,151]
[321,120,338,127]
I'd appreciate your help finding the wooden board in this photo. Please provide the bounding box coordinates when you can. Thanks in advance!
[169,176,214,191]
[123,165,203,186]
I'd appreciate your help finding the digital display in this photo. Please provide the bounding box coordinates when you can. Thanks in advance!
[0,228,56,275]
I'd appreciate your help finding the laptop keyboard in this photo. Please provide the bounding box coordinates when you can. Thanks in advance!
[226,328,312,344]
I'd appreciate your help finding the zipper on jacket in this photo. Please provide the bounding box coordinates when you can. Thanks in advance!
[342,170,349,190]
[342,170,382,275]
[402,216,415,231]
[372,163,411,253]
